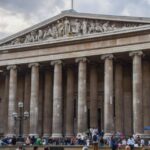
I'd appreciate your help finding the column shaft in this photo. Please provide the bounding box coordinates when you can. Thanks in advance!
[24,72,31,136]
[66,67,75,137]
[130,51,143,134]
[90,65,98,128]
[29,63,39,136]
[101,54,114,136]
[7,65,17,136]
[76,58,87,133]
[43,70,53,137]
[115,63,123,132]
[51,60,63,137]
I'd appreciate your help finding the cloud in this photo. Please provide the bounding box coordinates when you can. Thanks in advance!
[0,7,34,38]
[0,0,150,39]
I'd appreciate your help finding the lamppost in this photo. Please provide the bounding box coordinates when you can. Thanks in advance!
[12,101,29,142]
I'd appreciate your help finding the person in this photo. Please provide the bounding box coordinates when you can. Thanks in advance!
[127,136,135,150]
[44,147,49,150]
[35,137,42,145]
[92,134,98,150]
[12,136,17,145]
[25,136,31,145]
[122,138,127,146]
[82,144,88,150]
[110,136,117,150]
[140,139,145,147]
[31,136,36,145]
[148,140,150,146]
[99,136,104,148]
[33,146,38,150]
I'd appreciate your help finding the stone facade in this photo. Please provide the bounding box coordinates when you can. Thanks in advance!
[0,10,150,137]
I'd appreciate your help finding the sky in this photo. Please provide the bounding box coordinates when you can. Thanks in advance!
[0,0,150,39]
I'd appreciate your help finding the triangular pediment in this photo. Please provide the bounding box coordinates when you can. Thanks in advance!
[0,10,150,47]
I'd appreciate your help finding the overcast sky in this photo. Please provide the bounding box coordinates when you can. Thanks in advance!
[0,0,150,39]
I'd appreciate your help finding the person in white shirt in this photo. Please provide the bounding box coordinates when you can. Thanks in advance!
[127,136,135,150]
[140,139,145,147]
[122,138,127,146]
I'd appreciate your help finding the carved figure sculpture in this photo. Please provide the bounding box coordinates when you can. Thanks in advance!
[47,26,52,37]
[64,18,70,36]
[30,31,36,42]
[72,19,81,35]
[102,21,109,32]
[37,30,43,41]
[95,21,103,32]
[57,20,64,37]
[51,24,58,38]
[43,29,48,39]
[24,34,31,43]
[14,38,21,44]
[82,20,87,34]
[88,21,95,33]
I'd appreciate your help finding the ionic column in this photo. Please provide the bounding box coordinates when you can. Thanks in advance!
[76,57,87,133]
[115,63,123,132]
[90,64,98,128]
[43,69,53,137]
[7,65,17,136]
[28,63,39,137]
[51,60,63,138]
[143,61,150,134]
[65,66,75,137]
[24,71,31,136]
[129,51,143,135]
[101,54,114,136]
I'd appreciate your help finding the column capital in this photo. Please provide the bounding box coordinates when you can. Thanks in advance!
[129,51,143,57]
[51,60,62,66]
[75,57,87,63]
[7,65,17,70]
[28,63,39,68]
[101,54,113,60]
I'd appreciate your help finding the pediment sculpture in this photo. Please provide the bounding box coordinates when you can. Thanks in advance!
[1,17,144,46]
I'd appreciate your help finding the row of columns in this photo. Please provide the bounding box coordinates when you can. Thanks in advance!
[6,51,145,137]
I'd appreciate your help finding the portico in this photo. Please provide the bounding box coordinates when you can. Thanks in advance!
[0,10,150,138]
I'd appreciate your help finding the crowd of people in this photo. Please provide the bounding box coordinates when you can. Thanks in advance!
[0,128,150,150]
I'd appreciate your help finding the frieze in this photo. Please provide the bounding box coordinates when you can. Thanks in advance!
[0,17,143,46]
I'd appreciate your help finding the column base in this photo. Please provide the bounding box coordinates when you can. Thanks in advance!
[65,133,74,138]
[29,133,39,138]
[104,133,113,139]
[23,134,29,137]
[135,133,150,139]
[43,133,51,138]
[6,133,16,137]
[51,133,63,138]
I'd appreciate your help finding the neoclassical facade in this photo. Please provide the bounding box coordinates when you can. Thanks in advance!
[0,10,150,138]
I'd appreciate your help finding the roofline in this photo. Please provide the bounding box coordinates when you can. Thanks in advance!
[0,24,150,52]
[0,9,150,45]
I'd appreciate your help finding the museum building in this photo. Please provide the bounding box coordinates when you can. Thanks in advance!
[0,10,150,138]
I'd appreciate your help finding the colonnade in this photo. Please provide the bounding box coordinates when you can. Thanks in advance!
[3,51,150,137]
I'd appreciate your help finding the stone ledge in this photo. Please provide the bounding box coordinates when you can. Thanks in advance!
[0,146,149,150]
